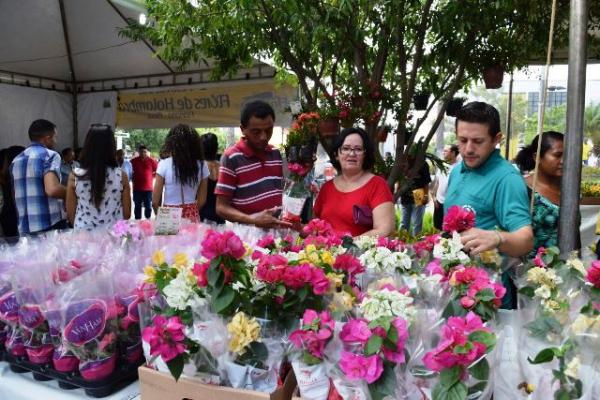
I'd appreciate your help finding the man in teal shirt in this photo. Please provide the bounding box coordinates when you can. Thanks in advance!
[445,101,533,307]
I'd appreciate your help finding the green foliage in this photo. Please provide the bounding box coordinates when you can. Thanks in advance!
[124,127,230,155]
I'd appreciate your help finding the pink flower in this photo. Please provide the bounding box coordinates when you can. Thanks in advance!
[98,332,116,351]
[413,234,441,256]
[192,262,210,287]
[587,261,600,288]
[112,220,129,237]
[200,230,246,260]
[138,220,154,235]
[309,267,330,295]
[339,352,384,384]
[288,163,311,177]
[533,248,547,268]
[377,237,403,251]
[289,309,335,360]
[303,219,336,237]
[257,235,276,249]
[340,319,372,344]
[425,259,445,277]
[460,296,475,309]
[142,315,186,362]
[382,317,409,363]
[442,206,475,233]
[333,254,365,276]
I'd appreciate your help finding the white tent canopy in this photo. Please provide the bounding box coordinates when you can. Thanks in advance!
[0,0,278,150]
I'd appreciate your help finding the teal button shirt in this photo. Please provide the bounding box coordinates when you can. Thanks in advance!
[444,149,531,232]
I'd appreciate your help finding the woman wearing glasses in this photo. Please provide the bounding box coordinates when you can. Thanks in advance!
[66,124,131,231]
[313,127,395,237]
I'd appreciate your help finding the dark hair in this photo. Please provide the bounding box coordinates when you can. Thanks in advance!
[138,145,148,152]
[514,131,564,172]
[164,124,204,187]
[455,101,501,138]
[240,100,275,127]
[330,127,375,171]
[201,132,219,161]
[77,125,118,208]
[61,147,73,157]
[449,144,459,156]
[28,119,56,141]
[4,146,25,164]
[74,147,83,160]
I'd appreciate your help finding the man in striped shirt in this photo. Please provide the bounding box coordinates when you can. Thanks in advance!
[215,101,292,229]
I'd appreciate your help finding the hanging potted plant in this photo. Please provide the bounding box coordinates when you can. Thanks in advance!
[317,100,341,138]
[482,64,504,89]
[376,125,391,142]
[413,91,430,110]
[446,97,466,117]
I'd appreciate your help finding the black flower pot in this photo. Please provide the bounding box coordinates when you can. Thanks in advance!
[446,97,466,117]
[286,146,299,163]
[413,92,430,110]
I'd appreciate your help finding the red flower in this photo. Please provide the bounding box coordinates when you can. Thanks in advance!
[442,206,475,233]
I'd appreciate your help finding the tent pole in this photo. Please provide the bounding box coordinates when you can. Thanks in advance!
[504,74,513,159]
[559,0,588,257]
[59,0,78,149]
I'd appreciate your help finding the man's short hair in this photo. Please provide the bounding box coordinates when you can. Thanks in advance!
[138,145,148,152]
[455,101,501,138]
[61,147,73,157]
[449,144,459,156]
[28,119,56,141]
[240,100,276,127]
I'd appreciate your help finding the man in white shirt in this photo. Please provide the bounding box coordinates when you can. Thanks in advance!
[431,144,458,229]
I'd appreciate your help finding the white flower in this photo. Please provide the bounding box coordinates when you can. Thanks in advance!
[534,285,552,300]
[564,356,580,379]
[355,236,378,251]
[566,258,587,276]
[433,232,469,264]
[163,272,202,310]
[359,288,415,322]
[359,247,412,274]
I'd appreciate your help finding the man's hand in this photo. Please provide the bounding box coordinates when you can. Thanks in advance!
[251,207,293,229]
[460,228,501,255]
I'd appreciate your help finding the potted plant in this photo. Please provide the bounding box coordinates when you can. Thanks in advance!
[446,97,466,117]
[317,101,341,137]
[376,124,391,142]
[482,64,504,89]
[413,91,430,110]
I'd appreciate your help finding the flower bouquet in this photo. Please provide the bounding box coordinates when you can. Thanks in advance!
[0,262,22,357]
[223,312,281,393]
[282,112,320,223]
[423,312,496,400]
[288,309,336,400]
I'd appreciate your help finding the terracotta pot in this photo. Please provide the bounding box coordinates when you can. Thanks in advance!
[446,97,466,117]
[483,65,504,89]
[318,118,340,137]
[413,92,430,110]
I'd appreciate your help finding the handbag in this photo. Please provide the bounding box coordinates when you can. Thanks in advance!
[353,204,373,226]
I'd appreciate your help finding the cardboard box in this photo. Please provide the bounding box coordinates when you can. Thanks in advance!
[138,366,302,400]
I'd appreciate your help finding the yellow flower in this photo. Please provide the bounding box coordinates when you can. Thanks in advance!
[173,253,188,268]
[143,265,156,283]
[227,312,261,355]
[244,244,253,258]
[321,251,334,266]
[329,291,354,312]
[305,244,317,254]
[565,357,581,379]
[526,383,535,394]
[566,258,586,275]
[152,250,166,266]
[479,249,501,265]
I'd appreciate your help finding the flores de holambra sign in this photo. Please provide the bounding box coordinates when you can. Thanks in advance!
[116,81,297,128]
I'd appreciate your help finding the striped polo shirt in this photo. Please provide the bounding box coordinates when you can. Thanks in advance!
[215,138,283,215]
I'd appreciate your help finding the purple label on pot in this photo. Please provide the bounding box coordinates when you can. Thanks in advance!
[45,309,61,337]
[0,291,19,322]
[19,304,45,330]
[64,302,107,346]
[119,295,140,321]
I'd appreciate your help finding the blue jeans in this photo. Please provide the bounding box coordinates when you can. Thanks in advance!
[133,191,152,219]
[400,203,426,236]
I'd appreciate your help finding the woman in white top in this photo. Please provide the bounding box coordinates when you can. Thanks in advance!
[152,124,208,223]
[66,124,131,231]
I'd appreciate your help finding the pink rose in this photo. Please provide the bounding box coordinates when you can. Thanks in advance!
[587,261,600,288]
[460,296,475,309]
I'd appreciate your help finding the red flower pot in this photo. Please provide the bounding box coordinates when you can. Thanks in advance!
[318,118,340,137]
[483,65,504,89]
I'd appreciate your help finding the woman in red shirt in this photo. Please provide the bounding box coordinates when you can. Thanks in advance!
[313,127,395,237]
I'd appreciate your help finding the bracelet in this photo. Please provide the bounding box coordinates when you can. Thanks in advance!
[494,231,504,248]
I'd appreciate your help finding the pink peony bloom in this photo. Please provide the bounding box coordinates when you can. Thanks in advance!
[339,352,384,384]
[200,230,246,260]
[587,261,600,288]
[442,206,475,233]
[142,315,186,362]
[340,319,372,344]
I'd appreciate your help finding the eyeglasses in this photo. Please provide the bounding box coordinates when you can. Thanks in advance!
[340,146,365,155]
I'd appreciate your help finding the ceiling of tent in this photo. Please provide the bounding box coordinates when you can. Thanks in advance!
[0,0,275,91]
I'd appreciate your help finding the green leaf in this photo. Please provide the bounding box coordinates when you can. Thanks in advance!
[167,353,185,381]
[207,262,223,288]
[524,316,562,339]
[528,347,557,364]
[468,331,496,350]
[367,363,396,400]
[518,286,535,298]
[273,284,286,297]
[467,381,488,396]
[387,325,398,345]
[554,388,570,400]
[365,334,383,356]
[475,288,496,302]
[297,286,308,301]
[439,366,461,388]
[468,358,489,381]
[442,299,468,318]
[454,342,473,354]
[432,381,468,400]
[212,286,235,314]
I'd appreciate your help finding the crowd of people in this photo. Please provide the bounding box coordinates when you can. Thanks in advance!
[0,101,566,284]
